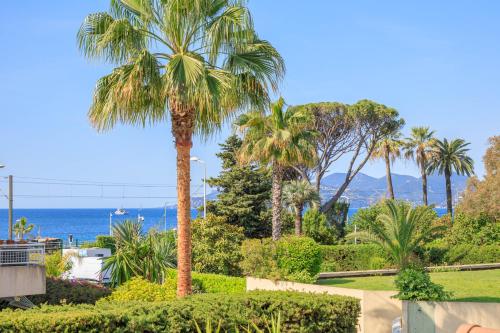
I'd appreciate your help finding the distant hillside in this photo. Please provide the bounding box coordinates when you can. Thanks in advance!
[320,172,469,208]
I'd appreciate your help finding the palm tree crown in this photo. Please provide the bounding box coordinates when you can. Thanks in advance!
[283,180,320,235]
[404,126,436,205]
[236,98,316,240]
[427,138,474,215]
[371,132,403,199]
[78,0,285,297]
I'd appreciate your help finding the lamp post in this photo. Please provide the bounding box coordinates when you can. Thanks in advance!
[190,156,207,219]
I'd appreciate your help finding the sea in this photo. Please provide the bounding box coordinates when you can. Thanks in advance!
[0,207,447,244]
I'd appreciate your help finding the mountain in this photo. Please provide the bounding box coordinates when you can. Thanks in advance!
[321,172,469,208]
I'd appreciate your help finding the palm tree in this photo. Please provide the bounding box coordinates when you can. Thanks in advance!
[347,200,444,268]
[427,138,474,216]
[13,217,34,240]
[78,0,284,296]
[236,98,316,240]
[404,127,436,205]
[283,180,320,235]
[371,133,403,199]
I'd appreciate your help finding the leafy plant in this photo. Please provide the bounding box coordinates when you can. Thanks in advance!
[44,251,73,278]
[282,180,320,236]
[192,214,245,276]
[13,217,34,240]
[320,244,390,272]
[302,209,338,244]
[347,200,444,268]
[394,267,452,301]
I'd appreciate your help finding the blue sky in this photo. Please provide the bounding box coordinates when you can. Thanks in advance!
[0,1,499,208]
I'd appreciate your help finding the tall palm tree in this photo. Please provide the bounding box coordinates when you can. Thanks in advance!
[427,138,474,216]
[404,127,436,205]
[13,217,34,240]
[236,98,316,240]
[78,0,284,296]
[347,200,444,268]
[371,133,403,199]
[283,180,320,235]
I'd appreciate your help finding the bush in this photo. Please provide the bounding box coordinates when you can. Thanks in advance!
[320,244,390,272]
[240,237,322,283]
[106,271,246,302]
[192,214,245,276]
[0,292,360,333]
[394,267,452,301]
[303,209,338,245]
[29,277,111,305]
[445,244,500,264]
[416,239,449,265]
[446,213,499,246]
[44,251,72,278]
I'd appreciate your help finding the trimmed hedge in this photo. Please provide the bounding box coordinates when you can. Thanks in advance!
[320,244,391,272]
[0,291,360,333]
[445,244,500,265]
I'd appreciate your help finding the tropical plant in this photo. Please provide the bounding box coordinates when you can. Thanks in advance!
[102,220,176,286]
[457,136,498,219]
[347,200,444,268]
[282,180,320,235]
[403,126,436,205]
[44,251,73,278]
[207,135,272,238]
[371,132,403,199]
[78,0,284,296]
[427,138,474,215]
[13,217,34,240]
[236,98,316,240]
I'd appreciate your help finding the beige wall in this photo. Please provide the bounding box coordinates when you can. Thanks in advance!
[0,265,46,298]
[403,301,500,333]
[246,277,401,333]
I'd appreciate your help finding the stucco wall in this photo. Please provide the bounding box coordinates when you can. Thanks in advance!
[246,277,401,333]
[0,265,46,298]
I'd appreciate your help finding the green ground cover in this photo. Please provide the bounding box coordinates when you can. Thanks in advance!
[317,269,500,302]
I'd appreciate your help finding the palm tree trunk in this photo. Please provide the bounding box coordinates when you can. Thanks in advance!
[294,203,303,236]
[385,150,394,199]
[171,104,195,297]
[445,166,453,216]
[271,163,283,241]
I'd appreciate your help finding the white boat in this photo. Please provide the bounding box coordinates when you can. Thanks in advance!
[137,214,144,222]
[114,208,128,215]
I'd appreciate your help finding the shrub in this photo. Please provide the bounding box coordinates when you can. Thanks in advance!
[240,237,322,282]
[446,213,499,246]
[276,236,322,281]
[394,267,452,301]
[303,209,338,245]
[416,239,449,265]
[192,214,245,276]
[0,292,360,333]
[29,277,111,305]
[106,271,246,302]
[44,251,72,278]
[445,244,500,264]
[320,244,390,272]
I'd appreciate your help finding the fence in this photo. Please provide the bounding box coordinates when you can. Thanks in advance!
[0,243,45,266]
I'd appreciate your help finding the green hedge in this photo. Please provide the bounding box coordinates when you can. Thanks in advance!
[0,291,360,333]
[30,278,111,305]
[445,244,500,265]
[320,244,391,272]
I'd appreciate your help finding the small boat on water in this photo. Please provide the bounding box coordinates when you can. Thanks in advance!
[114,208,128,215]
[137,214,144,222]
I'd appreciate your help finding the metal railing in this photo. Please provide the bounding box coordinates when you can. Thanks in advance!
[0,243,45,266]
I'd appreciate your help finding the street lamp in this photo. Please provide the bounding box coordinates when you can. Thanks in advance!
[190,156,207,219]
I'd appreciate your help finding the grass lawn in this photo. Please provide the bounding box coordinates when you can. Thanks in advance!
[317,269,500,302]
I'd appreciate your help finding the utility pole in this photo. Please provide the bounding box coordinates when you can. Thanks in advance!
[8,175,13,240]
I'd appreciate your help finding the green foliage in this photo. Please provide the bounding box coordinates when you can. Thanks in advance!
[192,214,245,276]
[13,217,34,240]
[103,220,176,286]
[323,201,350,238]
[445,244,500,265]
[346,200,442,268]
[207,135,272,238]
[44,251,73,278]
[394,267,452,301]
[303,209,338,244]
[29,277,111,306]
[320,244,390,272]
[106,271,246,302]
[81,235,117,254]
[0,292,360,333]
[446,213,499,246]
[240,237,322,283]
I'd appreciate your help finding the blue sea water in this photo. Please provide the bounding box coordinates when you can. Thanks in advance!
[0,207,447,243]
[0,208,198,243]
